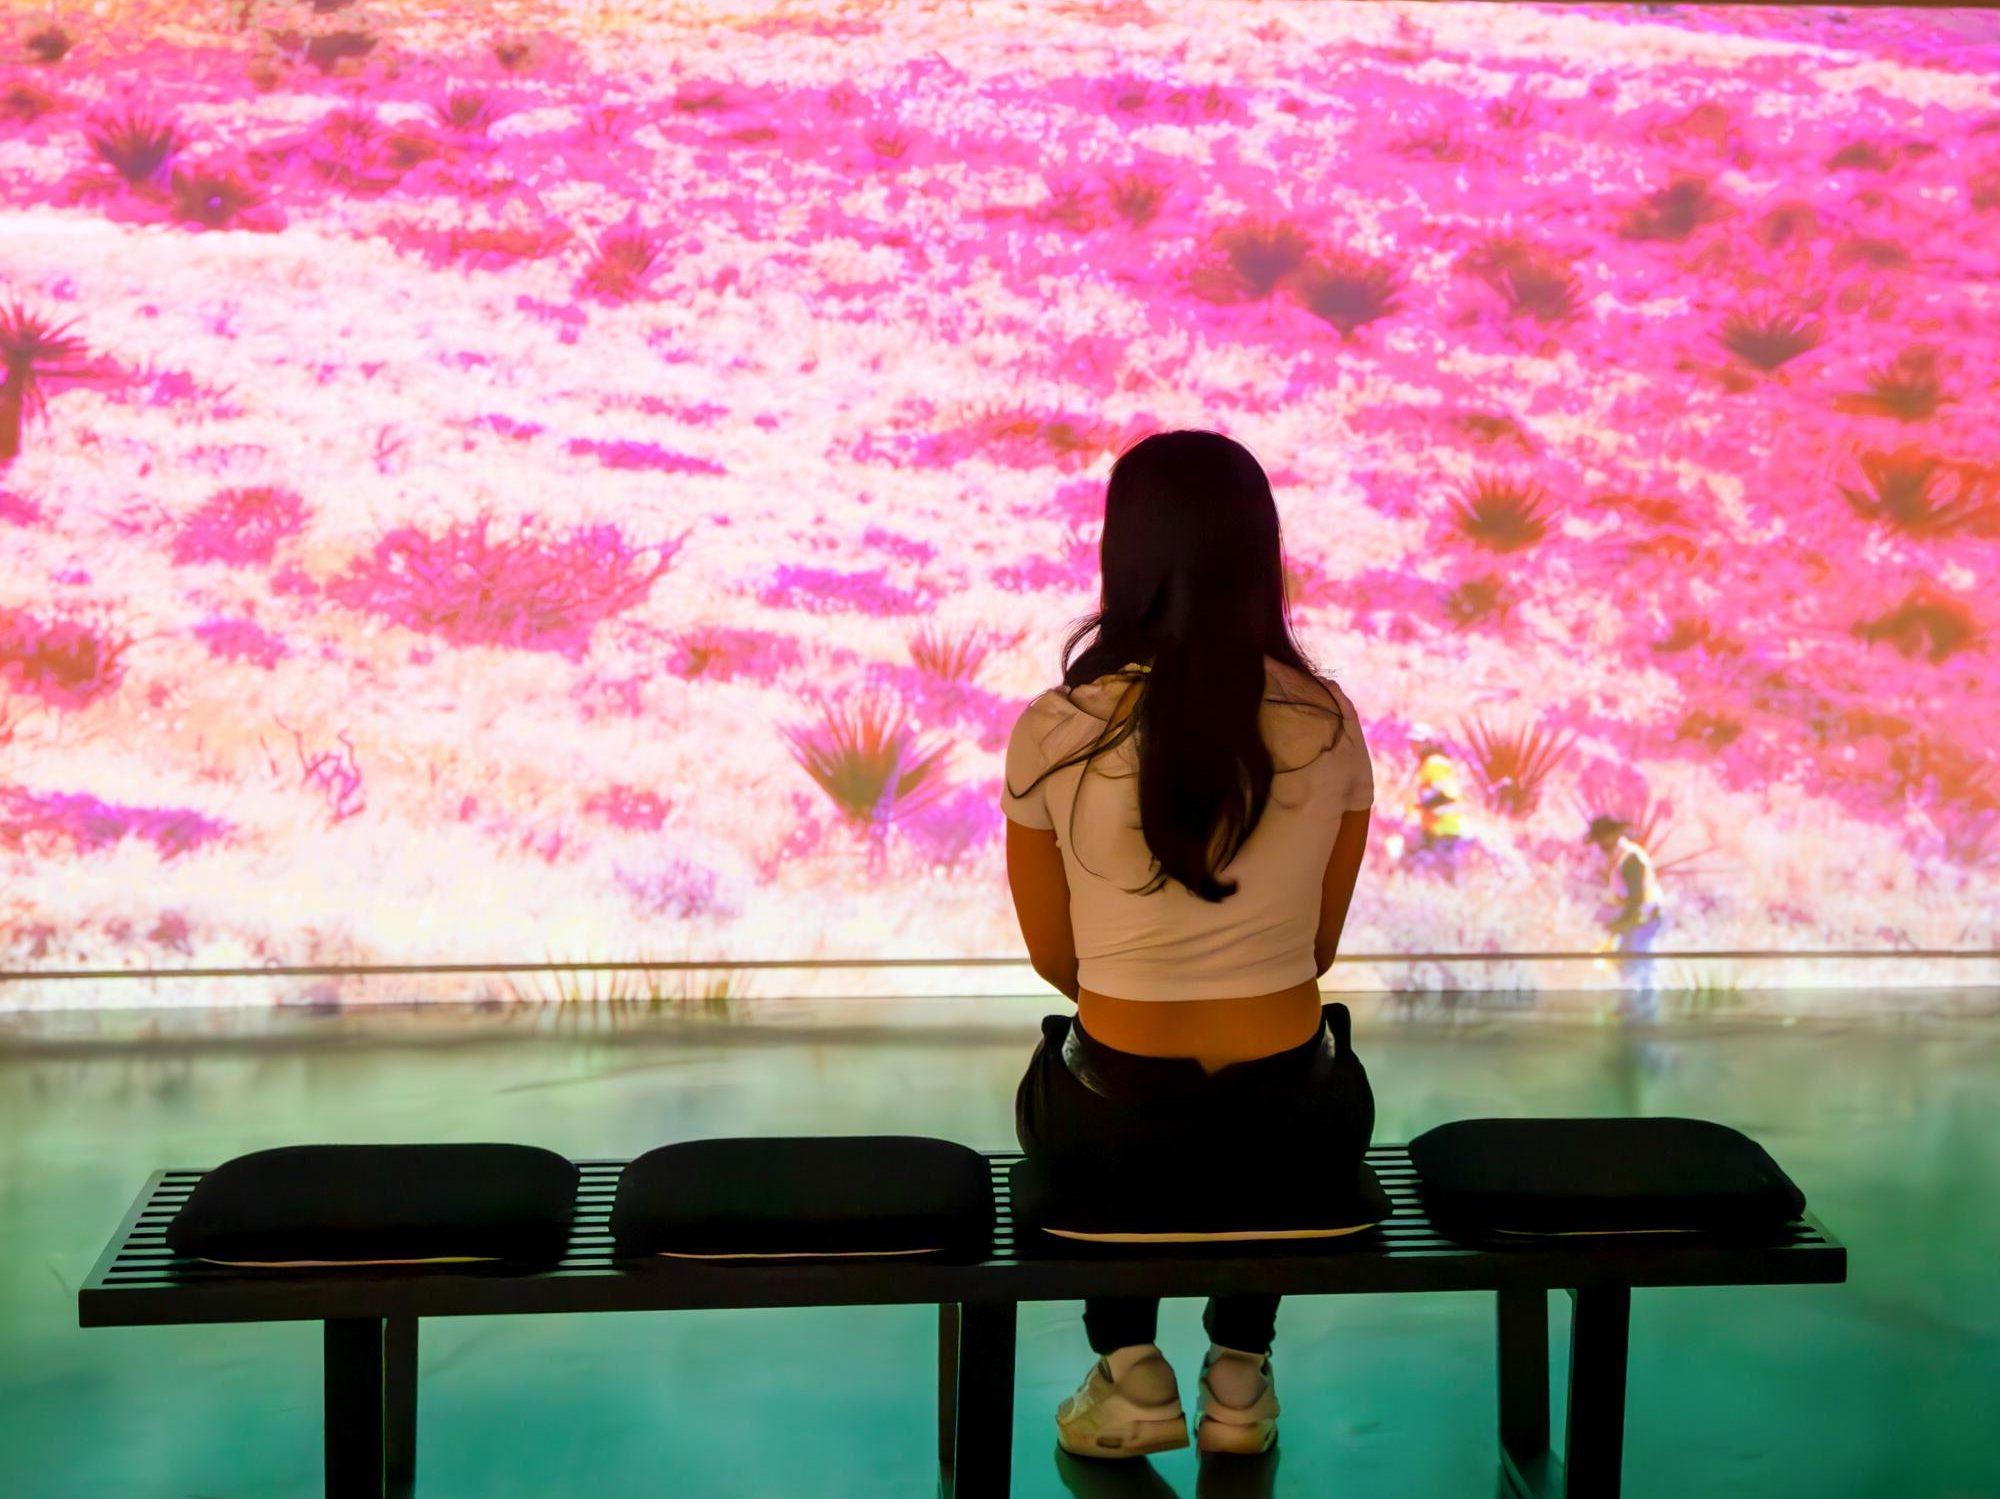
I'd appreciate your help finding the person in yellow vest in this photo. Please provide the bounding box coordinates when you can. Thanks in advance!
[1396,728,1466,877]
[1586,815,1667,1020]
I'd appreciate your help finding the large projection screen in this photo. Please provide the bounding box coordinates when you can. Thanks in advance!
[0,1,1996,1006]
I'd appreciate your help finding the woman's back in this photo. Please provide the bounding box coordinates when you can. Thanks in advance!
[1002,655,1374,1005]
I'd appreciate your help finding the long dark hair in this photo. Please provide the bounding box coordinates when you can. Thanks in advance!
[1008,429,1347,902]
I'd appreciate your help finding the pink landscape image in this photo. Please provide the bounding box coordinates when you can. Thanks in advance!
[0,0,1996,1008]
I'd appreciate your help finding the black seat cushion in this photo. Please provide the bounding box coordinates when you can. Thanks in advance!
[609,1136,994,1261]
[1009,1157,1392,1252]
[164,1144,579,1267]
[1409,1117,1807,1244]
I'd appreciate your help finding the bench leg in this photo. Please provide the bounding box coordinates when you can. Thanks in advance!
[324,1318,385,1499]
[1496,1289,1560,1499]
[1563,1286,1631,1499]
[938,1303,961,1482]
[949,1301,1016,1499]
[384,1316,418,1498]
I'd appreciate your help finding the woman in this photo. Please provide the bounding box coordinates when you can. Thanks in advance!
[1000,429,1375,1460]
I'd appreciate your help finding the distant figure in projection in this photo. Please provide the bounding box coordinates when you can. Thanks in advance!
[1001,429,1375,1461]
[1386,725,1465,876]
[1586,815,1667,1022]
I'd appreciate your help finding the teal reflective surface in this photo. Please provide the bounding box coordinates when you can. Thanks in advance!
[4,999,1993,1498]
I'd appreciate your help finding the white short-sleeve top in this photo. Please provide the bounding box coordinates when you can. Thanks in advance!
[1000,656,1373,1001]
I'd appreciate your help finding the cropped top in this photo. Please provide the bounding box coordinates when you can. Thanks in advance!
[1000,657,1374,1001]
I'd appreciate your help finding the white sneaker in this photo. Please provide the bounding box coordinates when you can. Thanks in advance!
[1195,1345,1280,1455]
[1055,1344,1190,1458]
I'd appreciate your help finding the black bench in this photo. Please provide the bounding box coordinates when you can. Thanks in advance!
[79,1145,1845,1499]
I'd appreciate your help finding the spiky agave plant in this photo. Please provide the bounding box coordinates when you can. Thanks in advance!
[1448,474,1553,552]
[1291,249,1404,340]
[1460,717,1575,818]
[781,695,950,829]
[1838,444,1998,537]
[1715,306,1824,372]
[0,302,96,466]
[86,107,181,185]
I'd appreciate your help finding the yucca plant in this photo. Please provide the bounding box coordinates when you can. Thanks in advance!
[1448,474,1553,552]
[1443,572,1513,628]
[1715,307,1823,372]
[24,26,73,64]
[1460,718,1575,818]
[1220,217,1312,300]
[782,695,950,828]
[434,88,503,134]
[1459,235,1582,325]
[0,301,97,466]
[305,30,376,74]
[87,107,181,185]
[1856,587,1979,662]
[909,624,1005,682]
[1291,249,1403,340]
[169,163,264,228]
[1839,444,1997,536]
[1103,170,1168,229]
[1838,346,1947,422]
[579,216,665,302]
[1622,176,1729,242]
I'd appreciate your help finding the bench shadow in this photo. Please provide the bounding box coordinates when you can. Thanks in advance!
[1052,1446,1280,1499]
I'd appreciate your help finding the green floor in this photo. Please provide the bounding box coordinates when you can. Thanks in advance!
[4,997,1994,1499]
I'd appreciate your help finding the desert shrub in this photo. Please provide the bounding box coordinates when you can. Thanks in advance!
[173,484,307,565]
[565,436,725,474]
[305,30,375,74]
[24,26,73,63]
[329,514,685,657]
[0,607,128,707]
[665,624,801,682]
[585,783,674,831]
[0,786,226,858]
[902,785,1001,869]
[1449,474,1553,552]
[614,858,728,919]
[1443,572,1515,627]
[1460,717,1575,817]
[758,564,934,616]
[194,615,286,668]
[782,695,950,827]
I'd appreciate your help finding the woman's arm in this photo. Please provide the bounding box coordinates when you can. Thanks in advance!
[1006,819,1079,1001]
[1314,809,1371,976]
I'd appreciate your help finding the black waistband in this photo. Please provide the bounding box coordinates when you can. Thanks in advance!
[1052,1001,1352,1099]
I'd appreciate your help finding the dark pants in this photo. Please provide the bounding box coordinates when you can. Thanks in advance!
[1015,1002,1374,1356]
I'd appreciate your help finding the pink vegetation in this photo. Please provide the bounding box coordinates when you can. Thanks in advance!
[328,516,687,658]
[584,783,674,831]
[172,485,307,567]
[0,786,227,858]
[194,615,287,668]
[0,607,128,708]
